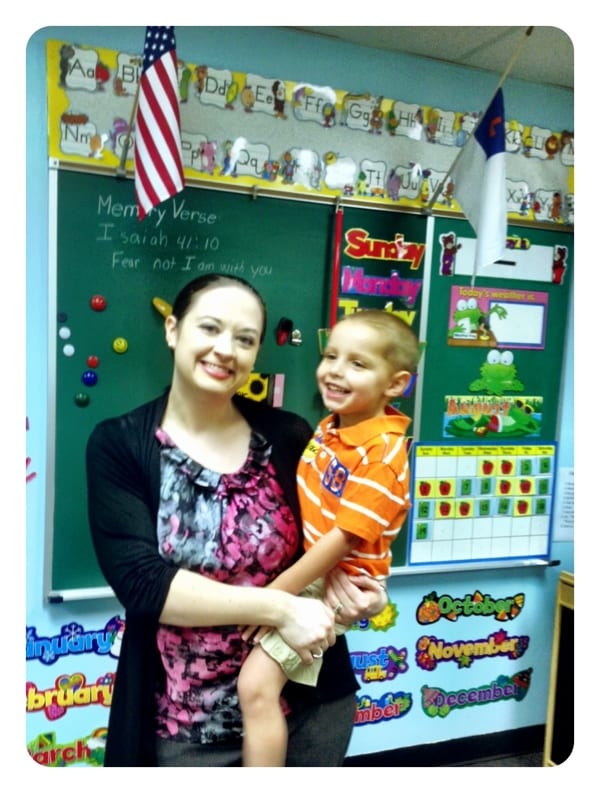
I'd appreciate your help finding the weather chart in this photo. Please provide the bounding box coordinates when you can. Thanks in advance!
[408,442,557,566]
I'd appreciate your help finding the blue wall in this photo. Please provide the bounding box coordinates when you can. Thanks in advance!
[26,26,574,767]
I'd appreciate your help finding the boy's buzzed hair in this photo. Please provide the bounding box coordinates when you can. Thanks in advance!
[337,310,420,373]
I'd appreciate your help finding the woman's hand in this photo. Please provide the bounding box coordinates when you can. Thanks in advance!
[323,568,388,627]
[269,591,337,665]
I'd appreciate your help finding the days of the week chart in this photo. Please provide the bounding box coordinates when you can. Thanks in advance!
[408,443,556,566]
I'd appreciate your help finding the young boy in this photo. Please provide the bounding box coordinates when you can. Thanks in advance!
[237,309,419,766]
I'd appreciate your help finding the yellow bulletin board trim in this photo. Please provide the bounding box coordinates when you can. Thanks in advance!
[47,38,574,226]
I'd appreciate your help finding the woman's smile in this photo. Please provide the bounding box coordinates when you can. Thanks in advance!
[200,359,235,380]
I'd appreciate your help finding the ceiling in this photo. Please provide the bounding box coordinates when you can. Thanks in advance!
[289,27,574,90]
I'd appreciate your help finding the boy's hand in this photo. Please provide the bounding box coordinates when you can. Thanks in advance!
[324,568,388,626]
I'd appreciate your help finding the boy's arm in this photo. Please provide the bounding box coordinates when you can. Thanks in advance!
[270,527,359,596]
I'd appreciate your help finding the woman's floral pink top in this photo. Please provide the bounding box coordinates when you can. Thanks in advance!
[154,427,298,744]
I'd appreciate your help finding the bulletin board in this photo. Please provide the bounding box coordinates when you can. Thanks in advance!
[396,215,573,569]
[47,166,427,597]
[420,216,573,443]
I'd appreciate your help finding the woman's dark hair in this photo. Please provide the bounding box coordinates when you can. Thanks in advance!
[171,274,268,343]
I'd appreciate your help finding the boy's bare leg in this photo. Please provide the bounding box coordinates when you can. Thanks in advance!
[238,644,289,767]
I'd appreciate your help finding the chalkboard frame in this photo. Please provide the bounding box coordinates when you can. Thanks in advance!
[45,163,431,600]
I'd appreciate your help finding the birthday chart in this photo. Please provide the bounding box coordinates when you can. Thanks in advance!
[408,443,557,566]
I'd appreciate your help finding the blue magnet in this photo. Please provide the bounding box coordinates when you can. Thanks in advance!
[81,370,98,386]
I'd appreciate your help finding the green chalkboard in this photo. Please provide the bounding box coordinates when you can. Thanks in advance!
[50,168,340,595]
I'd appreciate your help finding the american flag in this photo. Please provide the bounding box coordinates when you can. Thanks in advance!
[134,27,184,220]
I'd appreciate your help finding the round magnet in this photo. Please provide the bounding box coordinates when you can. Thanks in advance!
[87,355,100,368]
[58,326,71,339]
[112,337,128,354]
[90,294,107,311]
[81,370,98,386]
[62,344,75,357]
[74,392,90,407]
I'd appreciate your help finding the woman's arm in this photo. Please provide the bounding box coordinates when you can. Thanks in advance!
[239,529,358,645]
[162,569,335,663]
[87,416,177,620]
[87,414,335,662]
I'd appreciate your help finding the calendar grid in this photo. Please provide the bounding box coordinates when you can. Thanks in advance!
[408,442,557,566]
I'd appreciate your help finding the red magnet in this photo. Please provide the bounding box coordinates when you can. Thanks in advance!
[90,294,107,311]
[87,355,100,368]
[275,317,293,346]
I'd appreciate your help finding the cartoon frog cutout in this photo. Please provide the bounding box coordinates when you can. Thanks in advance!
[469,350,524,396]
[446,398,540,438]
[448,297,507,344]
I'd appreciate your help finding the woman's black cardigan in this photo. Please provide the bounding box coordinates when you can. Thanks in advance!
[86,391,357,766]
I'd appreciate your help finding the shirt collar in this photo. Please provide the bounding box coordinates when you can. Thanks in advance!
[320,406,411,446]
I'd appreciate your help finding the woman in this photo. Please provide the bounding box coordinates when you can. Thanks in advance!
[86,274,387,766]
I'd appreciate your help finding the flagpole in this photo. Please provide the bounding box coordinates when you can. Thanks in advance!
[116,80,141,178]
[329,198,344,328]
[426,26,534,212]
